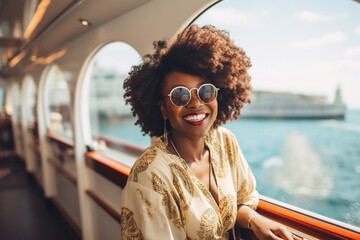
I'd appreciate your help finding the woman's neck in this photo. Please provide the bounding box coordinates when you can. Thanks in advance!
[169,132,207,164]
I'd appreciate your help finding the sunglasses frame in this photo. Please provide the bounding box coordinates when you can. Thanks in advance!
[165,83,219,107]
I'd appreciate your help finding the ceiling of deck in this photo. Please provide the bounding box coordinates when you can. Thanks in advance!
[0,0,150,78]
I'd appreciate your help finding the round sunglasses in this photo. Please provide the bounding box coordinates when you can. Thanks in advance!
[164,83,219,107]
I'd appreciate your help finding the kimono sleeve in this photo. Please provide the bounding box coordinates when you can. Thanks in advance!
[120,180,186,240]
[229,132,259,210]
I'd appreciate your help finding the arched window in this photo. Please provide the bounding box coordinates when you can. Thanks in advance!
[194,0,360,228]
[84,41,147,155]
[44,65,72,138]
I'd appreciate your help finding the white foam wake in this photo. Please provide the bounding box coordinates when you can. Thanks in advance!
[269,131,334,199]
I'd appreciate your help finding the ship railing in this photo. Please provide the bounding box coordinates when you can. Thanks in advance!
[44,132,360,239]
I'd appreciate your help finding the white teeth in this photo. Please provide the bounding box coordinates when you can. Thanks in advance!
[184,114,206,122]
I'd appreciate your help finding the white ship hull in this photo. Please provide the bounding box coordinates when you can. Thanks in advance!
[241,104,346,119]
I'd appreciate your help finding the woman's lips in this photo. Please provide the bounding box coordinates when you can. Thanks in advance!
[183,112,208,125]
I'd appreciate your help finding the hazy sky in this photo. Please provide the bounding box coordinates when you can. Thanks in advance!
[95,0,360,108]
[195,0,360,108]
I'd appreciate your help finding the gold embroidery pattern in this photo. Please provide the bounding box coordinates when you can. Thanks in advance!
[237,170,256,209]
[136,188,153,220]
[176,156,189,170]
[120,207,144,239]
[170,164,194,211]
[192,177,212,200]
[217,143,227,178]
[224,133,237,168]
[206,129,227,178]
[128,147,157,182]
[197,208,222,239]
[219,194,236,232]
[152,172,183,228]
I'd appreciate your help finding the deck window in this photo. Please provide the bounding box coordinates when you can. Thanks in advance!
[194,0,360,228]
[85,42,147,157]
[44,65,73,138]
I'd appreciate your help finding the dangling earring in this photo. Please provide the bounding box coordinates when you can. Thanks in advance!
[163,118,168,146]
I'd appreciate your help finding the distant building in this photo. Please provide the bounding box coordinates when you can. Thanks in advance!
[241,87,346,119]
[89,68,132,120]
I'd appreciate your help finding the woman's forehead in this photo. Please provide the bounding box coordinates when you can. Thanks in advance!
[162,71,209,90]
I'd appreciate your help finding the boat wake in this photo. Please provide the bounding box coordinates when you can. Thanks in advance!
[264,131,334,199]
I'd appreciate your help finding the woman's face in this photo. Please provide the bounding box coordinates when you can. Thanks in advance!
[160,71,218,140]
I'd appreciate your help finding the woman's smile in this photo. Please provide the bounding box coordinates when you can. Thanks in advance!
[160,71,218,140]
[183,111,208,125]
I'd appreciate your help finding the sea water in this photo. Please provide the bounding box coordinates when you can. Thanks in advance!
[98,109,360,228]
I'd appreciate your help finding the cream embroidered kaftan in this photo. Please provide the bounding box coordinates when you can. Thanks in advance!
[120,127,259,239]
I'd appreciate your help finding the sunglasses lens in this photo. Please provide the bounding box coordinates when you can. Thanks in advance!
[199,84,217,103]
[170,87,190,106]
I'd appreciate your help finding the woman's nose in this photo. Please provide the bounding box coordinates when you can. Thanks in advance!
[186,89,203,108]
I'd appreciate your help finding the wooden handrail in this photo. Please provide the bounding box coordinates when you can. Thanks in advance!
[86,189,121,223]
[92,133,144,157]
[258,198,360,240]
[46,130,74,150]
[85,151,130,188]
[48,157,77,185]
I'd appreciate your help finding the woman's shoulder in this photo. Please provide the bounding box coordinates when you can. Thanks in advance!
[206,126,237,144]
[127,137,173,185]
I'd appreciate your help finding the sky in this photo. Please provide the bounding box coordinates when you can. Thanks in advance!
[94,0,360,109]
[195,0,360,108]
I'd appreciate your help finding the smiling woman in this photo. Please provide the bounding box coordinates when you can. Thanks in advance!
[1,0,359,239]
[121,24,299,240]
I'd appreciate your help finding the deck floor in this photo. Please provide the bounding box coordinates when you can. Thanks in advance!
[0,154,79,240]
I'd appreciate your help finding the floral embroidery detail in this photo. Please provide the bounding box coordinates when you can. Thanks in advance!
[128,147,157,182]
[176,156,189,170]
[170,164,194,211]
[224,133,237,168]
[192,177,212,200]
[120,207,144,239]
[152,172,183,228]
[207,130,227,178]
[237,169,256,209]
[197,208,222,239]
[136,188,153,220]
[219,194,236,232]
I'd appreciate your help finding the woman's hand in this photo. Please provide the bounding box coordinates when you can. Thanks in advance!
[250,215,302,240]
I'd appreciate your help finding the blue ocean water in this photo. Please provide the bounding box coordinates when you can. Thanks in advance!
[98,109,360,227]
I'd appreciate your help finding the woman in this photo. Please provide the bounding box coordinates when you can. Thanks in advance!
[121,25,298,240]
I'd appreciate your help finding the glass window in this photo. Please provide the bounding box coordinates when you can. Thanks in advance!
[0,82,7,113]
[194,0,360,228]
[45,65,73,138]
[86,42,148,153]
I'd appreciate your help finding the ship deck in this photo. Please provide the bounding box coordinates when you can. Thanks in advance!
[0,154,79,240]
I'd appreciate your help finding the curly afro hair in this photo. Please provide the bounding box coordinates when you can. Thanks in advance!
[123,24,252,137]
